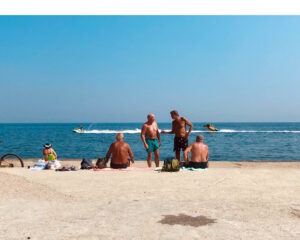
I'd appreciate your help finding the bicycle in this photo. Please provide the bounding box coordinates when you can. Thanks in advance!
[0,140,24,168]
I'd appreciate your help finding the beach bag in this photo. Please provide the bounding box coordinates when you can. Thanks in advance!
[80,158,94,169]
[162,159,180,172]
[96,157,107,169]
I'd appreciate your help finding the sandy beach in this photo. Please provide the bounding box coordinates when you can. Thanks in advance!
[1,160,300,240]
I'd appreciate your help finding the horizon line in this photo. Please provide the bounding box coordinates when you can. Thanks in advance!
[1,121,300,124]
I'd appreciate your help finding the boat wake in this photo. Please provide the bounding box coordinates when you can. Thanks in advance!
[78,129,300,134]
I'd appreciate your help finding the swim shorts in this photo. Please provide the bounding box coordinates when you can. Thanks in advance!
[174,137,188,152]
[110,162,128,169]
[183,161,208,169]
[145,138,159,153]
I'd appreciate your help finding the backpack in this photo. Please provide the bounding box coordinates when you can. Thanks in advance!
[162,158,181,172]
[80,158,94,170]
[96,157,107,169]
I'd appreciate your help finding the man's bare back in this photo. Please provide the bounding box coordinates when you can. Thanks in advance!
[106,133,134,166]
[189,142,209,162]
[107,141,133,164]
[184,135,209,164]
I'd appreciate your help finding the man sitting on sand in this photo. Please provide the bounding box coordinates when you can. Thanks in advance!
[161,110,193,161]
[106,133,134,169]
[183,135,209,169]
[141,113,161,168]
[43,143,57,161]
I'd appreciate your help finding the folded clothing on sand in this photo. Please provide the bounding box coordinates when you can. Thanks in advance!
[94,167,152,172]
[56,165,77,171]
[31,160,47,170]
[45,160,61,170]
[31,159,61,170]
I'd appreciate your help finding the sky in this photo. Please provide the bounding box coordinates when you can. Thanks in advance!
[0,16,300,123]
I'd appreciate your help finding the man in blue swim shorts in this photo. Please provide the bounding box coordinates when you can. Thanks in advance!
[141,114,161,167]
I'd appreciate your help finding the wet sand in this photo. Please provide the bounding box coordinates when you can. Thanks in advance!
[1,160,300,240]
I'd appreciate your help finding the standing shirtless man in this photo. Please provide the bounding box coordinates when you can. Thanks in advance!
[141,113,161,167]
[161,110,193,161]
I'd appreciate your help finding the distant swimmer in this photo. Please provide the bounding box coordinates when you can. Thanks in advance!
[183,135,209,169]
[203,123,219,132]
[141,113,161,168]
[161,110,193,161]
[105,133,134,169]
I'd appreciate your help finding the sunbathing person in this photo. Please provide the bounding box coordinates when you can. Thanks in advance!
[183,135,209,169]
[43,143,57,161]
[106,133,134,169]
[161,110,193,161]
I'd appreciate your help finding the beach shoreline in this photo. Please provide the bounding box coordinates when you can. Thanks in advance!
[21,158,300,169]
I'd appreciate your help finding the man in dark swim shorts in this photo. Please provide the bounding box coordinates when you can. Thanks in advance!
[110,162,129,169]
[183,161,208,169]
[106,133,134,169]
[174,136,189,152]
[183,135,209,169]
[161,110,193,161]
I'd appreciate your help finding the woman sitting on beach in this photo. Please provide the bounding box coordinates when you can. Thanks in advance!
[43,143,57,161]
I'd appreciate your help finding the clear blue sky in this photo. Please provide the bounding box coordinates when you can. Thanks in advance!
[0,16,300,122]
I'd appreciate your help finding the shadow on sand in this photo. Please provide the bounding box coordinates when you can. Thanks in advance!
[158,214,216,227]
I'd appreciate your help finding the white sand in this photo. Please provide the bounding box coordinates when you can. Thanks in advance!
[1,160,300,240]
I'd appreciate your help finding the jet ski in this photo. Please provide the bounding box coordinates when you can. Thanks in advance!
[73,128,84,134]
[203,123,219,132]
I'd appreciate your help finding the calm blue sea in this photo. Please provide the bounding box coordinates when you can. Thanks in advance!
[0,123,300,161]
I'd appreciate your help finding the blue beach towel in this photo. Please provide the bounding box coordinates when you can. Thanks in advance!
[181,167,207,172]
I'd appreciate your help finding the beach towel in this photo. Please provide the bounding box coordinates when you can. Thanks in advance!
[180,166,207,171]
[93,167,152,172]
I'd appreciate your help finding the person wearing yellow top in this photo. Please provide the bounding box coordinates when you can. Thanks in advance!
[43,143,57,161]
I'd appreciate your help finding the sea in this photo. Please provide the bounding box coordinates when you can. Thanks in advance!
[0,123,300,161]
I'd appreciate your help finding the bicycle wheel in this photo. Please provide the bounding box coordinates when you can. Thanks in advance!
[0,153,24,168]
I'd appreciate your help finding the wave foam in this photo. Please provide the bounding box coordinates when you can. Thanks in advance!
[219,129,300,133]
[81,128,141,134]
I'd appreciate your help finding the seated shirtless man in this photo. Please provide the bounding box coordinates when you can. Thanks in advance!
[43,143,57,161]
[183,135,209,169]
[161,110,193,161]
[106,133,134,169]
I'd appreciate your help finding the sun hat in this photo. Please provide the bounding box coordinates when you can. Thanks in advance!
[44,143,52,149]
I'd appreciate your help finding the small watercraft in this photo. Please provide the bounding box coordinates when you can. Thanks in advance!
[203,123,219,132]
[73,128,85,134]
